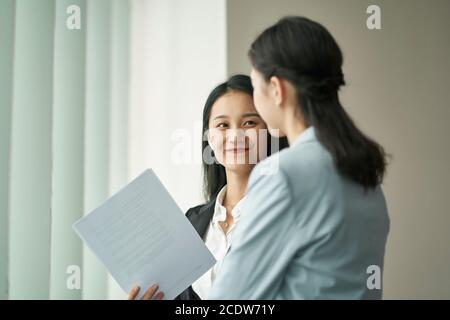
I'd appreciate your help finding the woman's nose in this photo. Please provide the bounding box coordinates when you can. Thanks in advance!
[226,128,246,144]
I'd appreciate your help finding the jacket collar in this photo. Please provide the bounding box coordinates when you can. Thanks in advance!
[290,126,317,147]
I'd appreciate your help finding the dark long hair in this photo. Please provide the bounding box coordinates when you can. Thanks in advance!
[248,16,387,189]
[202,74,289,202]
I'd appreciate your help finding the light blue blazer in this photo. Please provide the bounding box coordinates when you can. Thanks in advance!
[209,127,390,299]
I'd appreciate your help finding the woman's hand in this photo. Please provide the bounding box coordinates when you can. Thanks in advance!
[127,284,164,300]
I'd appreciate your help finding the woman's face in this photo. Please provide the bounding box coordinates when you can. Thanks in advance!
[208,90,268,173]
[250,67,285,137]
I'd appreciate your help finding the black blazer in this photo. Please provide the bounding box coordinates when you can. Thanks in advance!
[174,198,216,300]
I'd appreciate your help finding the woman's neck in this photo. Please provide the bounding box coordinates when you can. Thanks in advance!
[223,169,250,209]
[284,106,307,145]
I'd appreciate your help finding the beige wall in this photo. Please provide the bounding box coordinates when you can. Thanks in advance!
[227,0,450,299]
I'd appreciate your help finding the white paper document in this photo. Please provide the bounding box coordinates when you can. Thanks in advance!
[73,169,216,300]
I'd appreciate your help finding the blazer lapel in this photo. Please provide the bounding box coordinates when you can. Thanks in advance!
[189,199,215,239]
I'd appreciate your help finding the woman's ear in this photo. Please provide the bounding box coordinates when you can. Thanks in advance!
[207,131,214,151]
[269,75,285,108]
[269,76,284,107]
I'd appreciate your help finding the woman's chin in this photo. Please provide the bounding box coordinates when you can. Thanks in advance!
[268,127,285,137]
[223,162,255,173]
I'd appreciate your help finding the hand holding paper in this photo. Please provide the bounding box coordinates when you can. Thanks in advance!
[73,169,216,300]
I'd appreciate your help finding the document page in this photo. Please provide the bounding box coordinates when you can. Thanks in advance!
[73,169,216,300]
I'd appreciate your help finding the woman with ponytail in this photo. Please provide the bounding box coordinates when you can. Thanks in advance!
[209,16,390,300]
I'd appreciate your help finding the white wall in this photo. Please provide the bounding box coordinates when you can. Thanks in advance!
[226,0,450,299]
[128,0,227,213]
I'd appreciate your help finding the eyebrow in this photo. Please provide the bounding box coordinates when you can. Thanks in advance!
[212,113,261,121]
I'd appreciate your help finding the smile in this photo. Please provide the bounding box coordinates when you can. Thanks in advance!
[225,147,249,153]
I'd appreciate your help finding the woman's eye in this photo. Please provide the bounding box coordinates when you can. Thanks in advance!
[243,120,257,127]
[217,123,228,128]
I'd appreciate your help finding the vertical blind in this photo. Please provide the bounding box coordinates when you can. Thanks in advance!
[0,0,15,301]
[0,0,131,299]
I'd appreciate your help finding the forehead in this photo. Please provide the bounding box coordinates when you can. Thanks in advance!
[209,91,256,119]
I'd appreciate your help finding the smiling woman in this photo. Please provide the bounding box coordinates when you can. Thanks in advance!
[184,74,289,299]
[201,75,288,204]
[207,92,266,171]
[128,75,288,300]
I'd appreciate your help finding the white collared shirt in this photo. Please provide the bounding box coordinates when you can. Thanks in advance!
[191,185,246,300]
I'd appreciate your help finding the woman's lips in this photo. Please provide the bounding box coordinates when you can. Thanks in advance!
[225,147,249,154]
